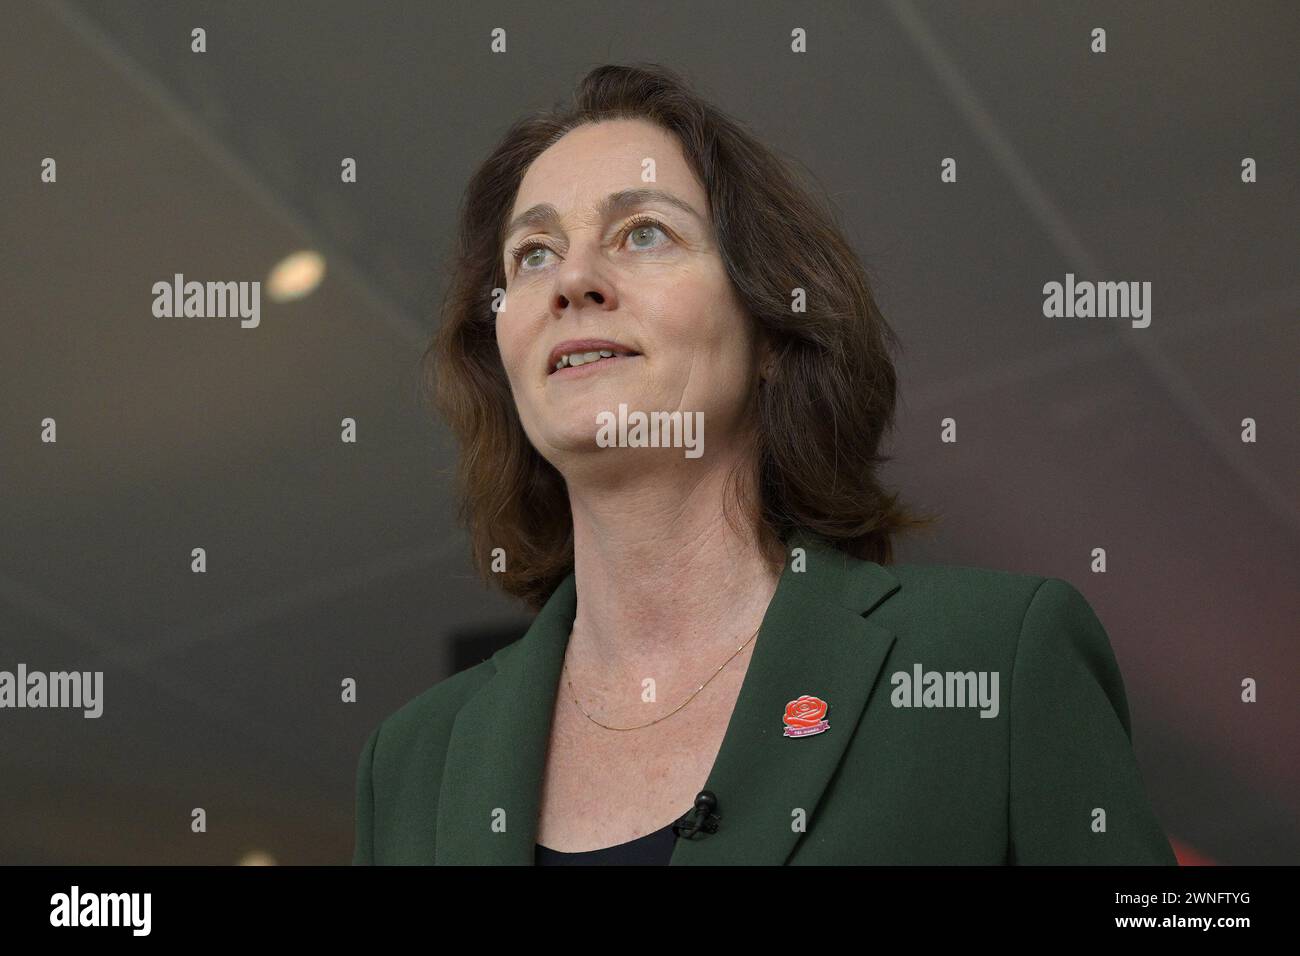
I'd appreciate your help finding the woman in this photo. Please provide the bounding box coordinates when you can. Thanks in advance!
[352,63,1177,865]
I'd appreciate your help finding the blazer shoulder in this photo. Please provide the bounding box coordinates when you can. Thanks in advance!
[888,560,1043,588]
[1001,576,1178,863]
[352,652,503,865]
[877,564,1113,665]
[377,653,501,746]
[885,561,1049,618]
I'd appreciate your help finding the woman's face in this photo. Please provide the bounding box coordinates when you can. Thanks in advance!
[496,118,762,470]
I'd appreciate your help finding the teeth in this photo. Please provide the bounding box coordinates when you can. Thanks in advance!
[553,348,634,371]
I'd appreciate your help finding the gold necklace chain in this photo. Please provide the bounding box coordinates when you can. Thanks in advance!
[564,623,762,731]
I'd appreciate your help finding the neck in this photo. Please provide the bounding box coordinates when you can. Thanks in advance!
[562,448,782,683]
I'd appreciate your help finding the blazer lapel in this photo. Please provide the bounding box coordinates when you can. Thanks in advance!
[668,531,900,864]
[434,529,900,865]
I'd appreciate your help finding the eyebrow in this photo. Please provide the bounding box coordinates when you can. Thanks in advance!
[502,188,706,249]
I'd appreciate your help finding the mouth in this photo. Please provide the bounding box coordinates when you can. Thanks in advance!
[546,341,642,376]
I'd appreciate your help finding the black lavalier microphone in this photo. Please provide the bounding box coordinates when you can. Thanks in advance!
[671,790,721,839]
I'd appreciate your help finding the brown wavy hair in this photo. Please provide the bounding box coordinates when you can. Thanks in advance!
[424,62,937,611]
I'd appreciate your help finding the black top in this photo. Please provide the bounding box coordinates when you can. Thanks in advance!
[535,816,683,866]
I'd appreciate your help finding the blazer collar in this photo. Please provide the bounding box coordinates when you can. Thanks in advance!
[434,529,901,865]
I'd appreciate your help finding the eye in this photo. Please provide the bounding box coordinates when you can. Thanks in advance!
[508,216,672,275]
[509,240,556,273]
[622,216,670,251]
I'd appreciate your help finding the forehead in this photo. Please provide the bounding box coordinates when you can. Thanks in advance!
[512,118,703,213]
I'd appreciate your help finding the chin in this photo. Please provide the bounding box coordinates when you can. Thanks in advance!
[543,418,614,452]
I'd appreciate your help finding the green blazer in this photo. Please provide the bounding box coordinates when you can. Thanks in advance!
[352,530,1177,865]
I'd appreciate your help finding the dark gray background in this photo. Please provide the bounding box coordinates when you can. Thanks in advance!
[1,0,1295,864]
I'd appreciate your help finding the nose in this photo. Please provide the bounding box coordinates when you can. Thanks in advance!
[551,243,618,315]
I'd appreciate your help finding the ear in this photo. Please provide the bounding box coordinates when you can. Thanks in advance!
[756,334,776,381]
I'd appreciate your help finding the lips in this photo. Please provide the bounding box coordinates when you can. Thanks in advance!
[546,339,641,375]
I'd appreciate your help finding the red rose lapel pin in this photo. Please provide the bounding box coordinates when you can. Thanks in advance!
[783,695,829,737]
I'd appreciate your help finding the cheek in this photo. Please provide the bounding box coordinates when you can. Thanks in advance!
[637,283,749,395]
[646,267,732,343]
[690,294,753,372]
[494,315,533,381]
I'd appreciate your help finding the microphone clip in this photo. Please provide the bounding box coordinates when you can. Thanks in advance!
[671,789,721,840]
